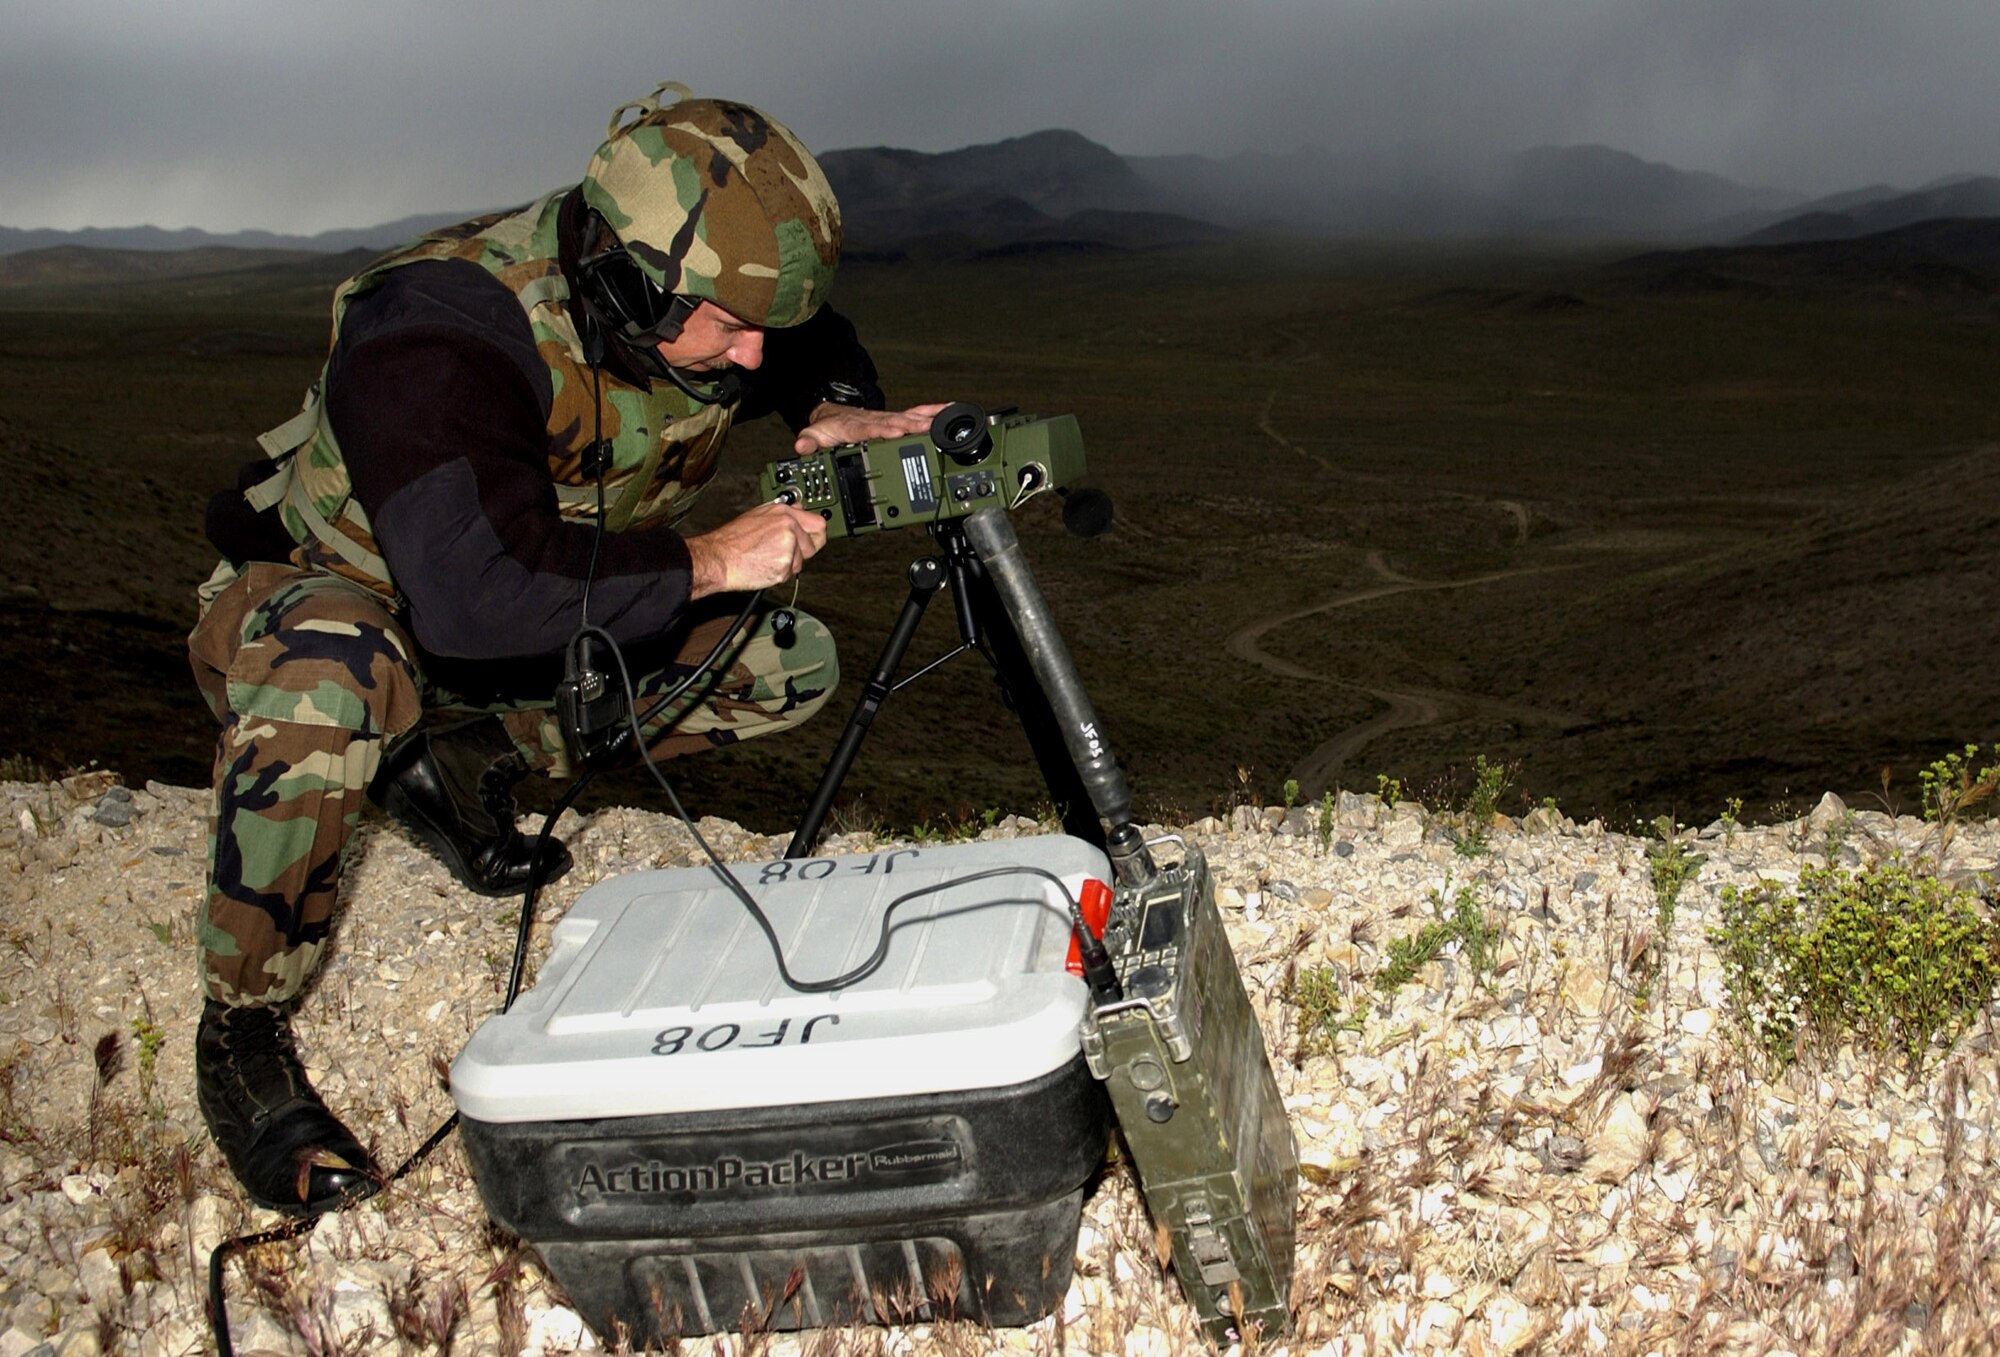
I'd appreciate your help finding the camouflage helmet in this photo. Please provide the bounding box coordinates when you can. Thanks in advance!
[579,82,840,329]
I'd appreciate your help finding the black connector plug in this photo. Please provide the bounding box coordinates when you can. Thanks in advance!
[1078,931,1124,1003]
[556,633,628,768]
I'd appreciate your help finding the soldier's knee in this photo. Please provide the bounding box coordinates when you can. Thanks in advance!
[229,583,422,738]
[772,609,838,703]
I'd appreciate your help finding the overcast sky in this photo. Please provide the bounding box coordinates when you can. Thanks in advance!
[5,0,1995,234]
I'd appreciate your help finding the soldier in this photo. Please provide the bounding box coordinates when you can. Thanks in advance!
[190,84,940,1215]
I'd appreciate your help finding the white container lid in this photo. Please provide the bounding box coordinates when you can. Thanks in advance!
[451,836,1110,1123]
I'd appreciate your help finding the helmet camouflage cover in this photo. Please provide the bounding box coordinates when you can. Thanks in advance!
[580,83,841,329]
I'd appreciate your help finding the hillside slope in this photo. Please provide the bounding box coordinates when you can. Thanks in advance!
[2,774,1995,1354]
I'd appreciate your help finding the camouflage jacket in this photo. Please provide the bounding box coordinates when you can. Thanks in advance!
[230,188,879,663]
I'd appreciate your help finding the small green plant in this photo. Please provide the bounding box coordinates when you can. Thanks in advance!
[1916,743,1999,868]
[1378,920,1452,990]
[131,1016,166,1110]
[1636,817,1704,1009]
[1646,817,1704,936]
[1469,755,1510,821]
[1316,790,1336,856]
[935,807,1003,842]
[1375,773,1402,807]
[1282,779,1299,811]
[1376,885,1496,992]
[0,753,51,783]
[1288,963,1357,1059]
[1919,743,1999,825]
[1449,755,1513,859]
[1711,860,2000,1075]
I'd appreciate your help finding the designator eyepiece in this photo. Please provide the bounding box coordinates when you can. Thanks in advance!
[930,402,994,466]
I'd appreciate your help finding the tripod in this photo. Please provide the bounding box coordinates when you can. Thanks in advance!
[784,518,1106,859]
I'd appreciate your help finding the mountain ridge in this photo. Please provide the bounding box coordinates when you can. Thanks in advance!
[1742,175,2000,245]
[14,133,1995,259]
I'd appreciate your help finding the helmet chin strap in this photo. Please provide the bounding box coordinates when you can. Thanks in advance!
[574,283,740,405]
[660,362,743,406]
[573,209,740,403]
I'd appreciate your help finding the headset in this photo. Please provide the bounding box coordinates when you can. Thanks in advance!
[572,209,741,405]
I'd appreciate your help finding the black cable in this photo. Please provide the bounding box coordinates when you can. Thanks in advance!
[589,624,1093,991]
[592,541,1108,996]
[578,361,608,628]
[207,648,1094,1351]
[210,425,1079,1348]
[209,767,594,1356]
[214,317,788,1352]
[581,588,763,765]
[502,775,597,1011]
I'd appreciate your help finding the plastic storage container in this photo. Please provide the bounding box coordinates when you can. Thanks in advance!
[452,836,1112,1342]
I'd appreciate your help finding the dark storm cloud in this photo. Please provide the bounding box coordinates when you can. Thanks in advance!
[4,0,1996,232]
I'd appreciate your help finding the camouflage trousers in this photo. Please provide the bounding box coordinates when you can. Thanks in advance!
[188,561,837,1007]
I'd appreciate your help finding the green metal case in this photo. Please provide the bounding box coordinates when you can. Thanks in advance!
[1081,841,1299,1346]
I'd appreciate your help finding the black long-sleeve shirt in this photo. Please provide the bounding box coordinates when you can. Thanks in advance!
[310,248,879,670]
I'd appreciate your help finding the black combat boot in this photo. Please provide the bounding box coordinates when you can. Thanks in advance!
[371,716,571,896]
[196,1001,381,1216]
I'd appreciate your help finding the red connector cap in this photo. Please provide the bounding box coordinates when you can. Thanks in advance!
[1065,878,1114,977]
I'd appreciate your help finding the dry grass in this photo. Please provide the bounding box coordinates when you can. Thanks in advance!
[5,774,1998,1354]
[7,1019,1995,1356]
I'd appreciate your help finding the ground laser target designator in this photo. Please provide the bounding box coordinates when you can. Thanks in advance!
[759,402,1086,538]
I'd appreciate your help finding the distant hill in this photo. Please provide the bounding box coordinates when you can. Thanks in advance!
[0,244,380,293]
[0,212,478,259]
[10,134,1999,259]
[820,130,1211,254]
[826,136,1806,249]
[1496,144,1797,237]
[1125,142,1799,240]
[1604,217,2000,305]
[1742,176,2000,245]
[822,129,1155,218]
[0,244,318,286]
[1128,142,1492,235]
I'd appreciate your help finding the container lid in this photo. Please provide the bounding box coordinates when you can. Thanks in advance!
[451,835,1110,1123]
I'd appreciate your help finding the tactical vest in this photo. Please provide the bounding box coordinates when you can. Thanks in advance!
[244,190,734,599]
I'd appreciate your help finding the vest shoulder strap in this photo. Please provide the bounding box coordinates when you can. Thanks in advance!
[283,473,391,581]
[245,387,324,512]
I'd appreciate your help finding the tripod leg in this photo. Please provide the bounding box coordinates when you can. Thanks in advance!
[786,557,948,858]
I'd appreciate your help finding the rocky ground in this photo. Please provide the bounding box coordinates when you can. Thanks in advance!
[1,773,1996,1356]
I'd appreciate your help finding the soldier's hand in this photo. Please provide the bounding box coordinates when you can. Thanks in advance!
[686,502,829,599]
[793,402,950,455]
